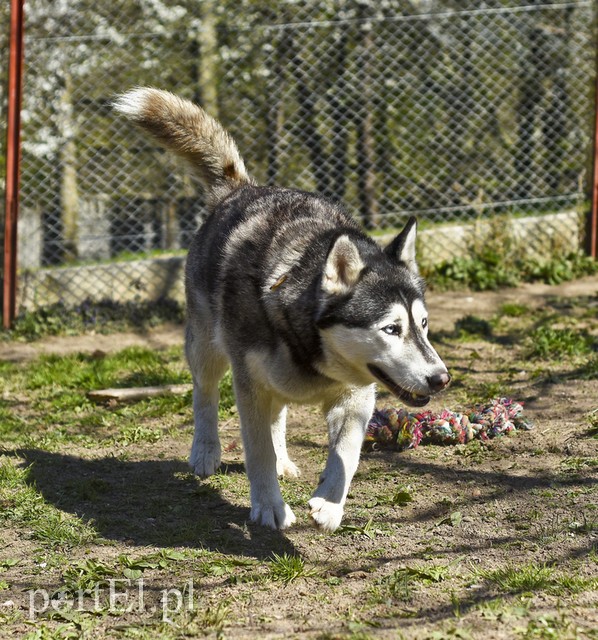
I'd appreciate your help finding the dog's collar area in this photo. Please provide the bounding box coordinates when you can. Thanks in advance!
[367,364,431,407]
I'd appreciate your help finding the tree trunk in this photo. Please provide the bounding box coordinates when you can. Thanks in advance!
[326,28,350,203]
[514,3,545,199]
[198,0,219,118]
[354,19,379,229]
[542,9,572,193]
[289,35,331,196]
[265,29,290,185]
[59,64,79,262]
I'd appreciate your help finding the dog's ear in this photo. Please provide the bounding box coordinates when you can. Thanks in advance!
[385,216,418,274]
[322,235,365,295]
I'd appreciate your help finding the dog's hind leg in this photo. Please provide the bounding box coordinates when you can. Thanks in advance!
[186,321,228,478]
[234,374,296,529]
[272,405,300,478]
[309,385,376,532]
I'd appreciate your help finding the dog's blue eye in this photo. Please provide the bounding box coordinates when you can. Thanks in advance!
[382,324,400,336]
[422,317,428,329]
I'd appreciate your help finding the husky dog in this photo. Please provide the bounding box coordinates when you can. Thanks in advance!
[114,88,450,532]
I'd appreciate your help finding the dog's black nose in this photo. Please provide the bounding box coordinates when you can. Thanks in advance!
[427,371,451,392]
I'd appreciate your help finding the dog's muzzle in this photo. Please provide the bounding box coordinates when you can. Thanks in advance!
[426,371,451,393]
[367,364,450,408]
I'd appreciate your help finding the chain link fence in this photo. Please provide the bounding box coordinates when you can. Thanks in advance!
[1,0,596,311]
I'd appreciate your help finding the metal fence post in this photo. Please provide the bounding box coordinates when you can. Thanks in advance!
[590,7,598,260]
[3,0,25,329]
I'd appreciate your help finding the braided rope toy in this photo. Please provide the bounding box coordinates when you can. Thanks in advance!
[365,397,533,451]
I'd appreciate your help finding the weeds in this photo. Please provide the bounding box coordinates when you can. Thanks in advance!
[517,612,592,639]
[528,325,595,359]
[61,559,117,595]
[476,563,554,593]
[475,562,598,596]
[113,424,163,446]
[337,518,385,539]
[218,370,236,419]
[423,214,598,292]
[154,603,230,636]
[401,563,454,584]
[500,302,530,318]
[268,553,316,584]
[373,562,454,606]
[560,457,598,474]
[579,354,598,380]
[4,297,185,341]
[25,347,190,393]
[23,623,86,640]
[391,487,414,507]
[454,315,493,340]
[373,570,415,603]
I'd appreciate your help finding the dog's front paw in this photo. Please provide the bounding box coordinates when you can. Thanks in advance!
[308,497,344,533]
[189,441,221,478]
[250,501,296,530]
[276,457,301,479]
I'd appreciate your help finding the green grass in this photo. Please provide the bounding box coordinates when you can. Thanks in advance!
[475,562,598,596]
[399,563,453,584]
[113,423,164,446]
[517,612,595,639]
[424,242,598,292]
[370,570,415,604]
[58,549,206,596]
[0,405,28,441]
[337,518,380,539]
[25,347,190,392]
[61,558,117,595]
[444,302,597,390]
[268,552,316,584]
[0,459,97,547]
[579,354,598,380]
[0,346,199,450]
[21,602,230,640]
[218,370,236,419]
[560,457,598,473]
[500,302,530,318]
[453,315,494,340]
[371,562,455,606]
[528,325,595,359]
[476,563,554,593]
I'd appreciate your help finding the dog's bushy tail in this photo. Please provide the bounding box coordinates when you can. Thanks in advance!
[113,88,253,206]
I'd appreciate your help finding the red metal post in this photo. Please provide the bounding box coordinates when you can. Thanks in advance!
[3,0,25,329]
[591,7,598,260]
[591,64,598,259]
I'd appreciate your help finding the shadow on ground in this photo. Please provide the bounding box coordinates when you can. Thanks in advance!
[12,448,298,559]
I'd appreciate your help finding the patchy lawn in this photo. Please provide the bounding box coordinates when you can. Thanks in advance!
[0,276,597,639]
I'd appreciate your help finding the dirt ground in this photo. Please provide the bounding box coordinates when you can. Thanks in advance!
[0,275,597,639]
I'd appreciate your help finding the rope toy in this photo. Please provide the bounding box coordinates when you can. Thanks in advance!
[365,397,533,451]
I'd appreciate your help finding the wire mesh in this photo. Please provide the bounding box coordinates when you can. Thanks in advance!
[2,0,596,310]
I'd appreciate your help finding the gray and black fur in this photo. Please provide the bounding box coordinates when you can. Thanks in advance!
[114,88,449,532]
